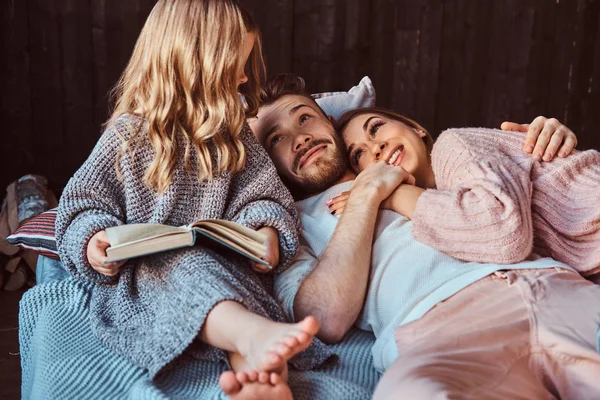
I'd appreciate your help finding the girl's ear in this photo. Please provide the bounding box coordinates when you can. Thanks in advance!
[416,129,427,138]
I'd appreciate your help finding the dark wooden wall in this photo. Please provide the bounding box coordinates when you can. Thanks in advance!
[2,0,600,195]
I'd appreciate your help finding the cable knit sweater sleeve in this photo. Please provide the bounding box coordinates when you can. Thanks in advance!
[227,125,300,273]
[412,128,534,264]
[55,119,129,284]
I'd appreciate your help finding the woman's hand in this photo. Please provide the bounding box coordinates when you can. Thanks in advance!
[251,226,280,273]
[87,230,126,277]
[327,163,416,216]
[326,191,350,216]
[501,116,578,161]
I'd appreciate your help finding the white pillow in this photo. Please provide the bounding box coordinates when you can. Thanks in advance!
[312,76,376,120]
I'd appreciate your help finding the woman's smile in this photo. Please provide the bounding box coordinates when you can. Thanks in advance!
[386,145,405,166]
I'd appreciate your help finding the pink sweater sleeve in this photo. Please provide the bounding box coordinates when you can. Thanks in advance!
[412,129,534,264]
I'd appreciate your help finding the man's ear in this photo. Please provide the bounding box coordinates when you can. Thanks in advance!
[328,115,336,123]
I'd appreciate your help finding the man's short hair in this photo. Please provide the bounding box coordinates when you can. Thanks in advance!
[259,73,328,118]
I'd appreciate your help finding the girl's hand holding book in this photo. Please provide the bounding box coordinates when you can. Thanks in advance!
[88,230,126,276]
[250,226,279,273]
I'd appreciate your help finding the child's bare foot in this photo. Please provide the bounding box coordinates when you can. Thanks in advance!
[236,316,319,374]
[219,370,293,400]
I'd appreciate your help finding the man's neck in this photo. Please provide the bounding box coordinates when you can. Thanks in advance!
[334,169,357,185]
[295,169,356,201]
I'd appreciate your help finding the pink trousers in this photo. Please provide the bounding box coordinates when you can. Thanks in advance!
[373,268,600,400]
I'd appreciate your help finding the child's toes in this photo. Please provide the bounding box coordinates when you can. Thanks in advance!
[300,316,319,335]
[219,371,241,395]
[282,335,300,348]
[258,372,270,384]
[295,331,311,345]
[262,352,284,370]
[246,370,259,382]
[236,371,249,384]
[270,372,282,385]
[276,343,293,357]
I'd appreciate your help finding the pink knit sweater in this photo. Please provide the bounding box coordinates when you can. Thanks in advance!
[412,127,600,276]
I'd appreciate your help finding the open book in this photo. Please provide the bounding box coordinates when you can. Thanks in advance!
[104,219,270,269]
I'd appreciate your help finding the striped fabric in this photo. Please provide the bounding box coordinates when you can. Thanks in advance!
[7,208,59,260]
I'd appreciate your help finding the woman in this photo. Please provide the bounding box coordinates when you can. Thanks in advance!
[331,107,600,277]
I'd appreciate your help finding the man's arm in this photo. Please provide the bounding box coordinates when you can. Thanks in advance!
[293,163,414,344]
[294,190,380,343]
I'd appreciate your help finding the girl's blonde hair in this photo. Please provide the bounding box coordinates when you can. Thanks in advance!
[109,0,265,193]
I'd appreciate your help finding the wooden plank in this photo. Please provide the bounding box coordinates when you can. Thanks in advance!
[506,0,535,125]
[569,0,600,150]
[435,0,468,131]
[292,0,338,92]
[524,0,557,124]
[390,28,419,117]
[390,0,421,116]
[27,0,65,195]
[1,0,33,192]
[545,0,578,124]
[58,0,96,182]
[340,0,371,89]
[368,0,397,108]
[414,0,443,136]
[458,0,492,128]
[479,0,514,129]
[584,6,600,150]
[91,0,109,129]
[91,0,153,128]
[245,0,295,76]
[103,0,145,111]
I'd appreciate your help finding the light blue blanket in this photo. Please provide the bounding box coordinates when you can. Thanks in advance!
[20,257,380,399]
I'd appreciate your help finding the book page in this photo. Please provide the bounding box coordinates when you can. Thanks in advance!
[193,229,271,269]
[198,225,266,256]
[191,220,266,243]
[106,224,189,247]
[105,231,194,263]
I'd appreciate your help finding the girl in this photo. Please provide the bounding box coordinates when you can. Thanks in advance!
[332,107,600,278]
[55,0,331,396]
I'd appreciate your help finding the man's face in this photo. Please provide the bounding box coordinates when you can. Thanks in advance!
[250,94,348,197]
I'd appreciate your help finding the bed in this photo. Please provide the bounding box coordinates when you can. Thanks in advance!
[19,256,381,399]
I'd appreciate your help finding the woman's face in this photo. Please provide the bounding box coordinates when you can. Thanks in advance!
[341,113,430,176]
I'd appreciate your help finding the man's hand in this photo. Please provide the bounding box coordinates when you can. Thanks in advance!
[501,116,578,161]
[87,230,126,276]
[250,226,280,273]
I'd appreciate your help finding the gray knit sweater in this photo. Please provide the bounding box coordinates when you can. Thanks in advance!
[55,114,333,378]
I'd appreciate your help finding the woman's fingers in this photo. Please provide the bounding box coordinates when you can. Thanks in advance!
[326,192,350,204]
[327,192,349,215]
[328,202,346,215]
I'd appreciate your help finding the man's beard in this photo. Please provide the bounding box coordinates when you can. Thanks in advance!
[284,135,349,199]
